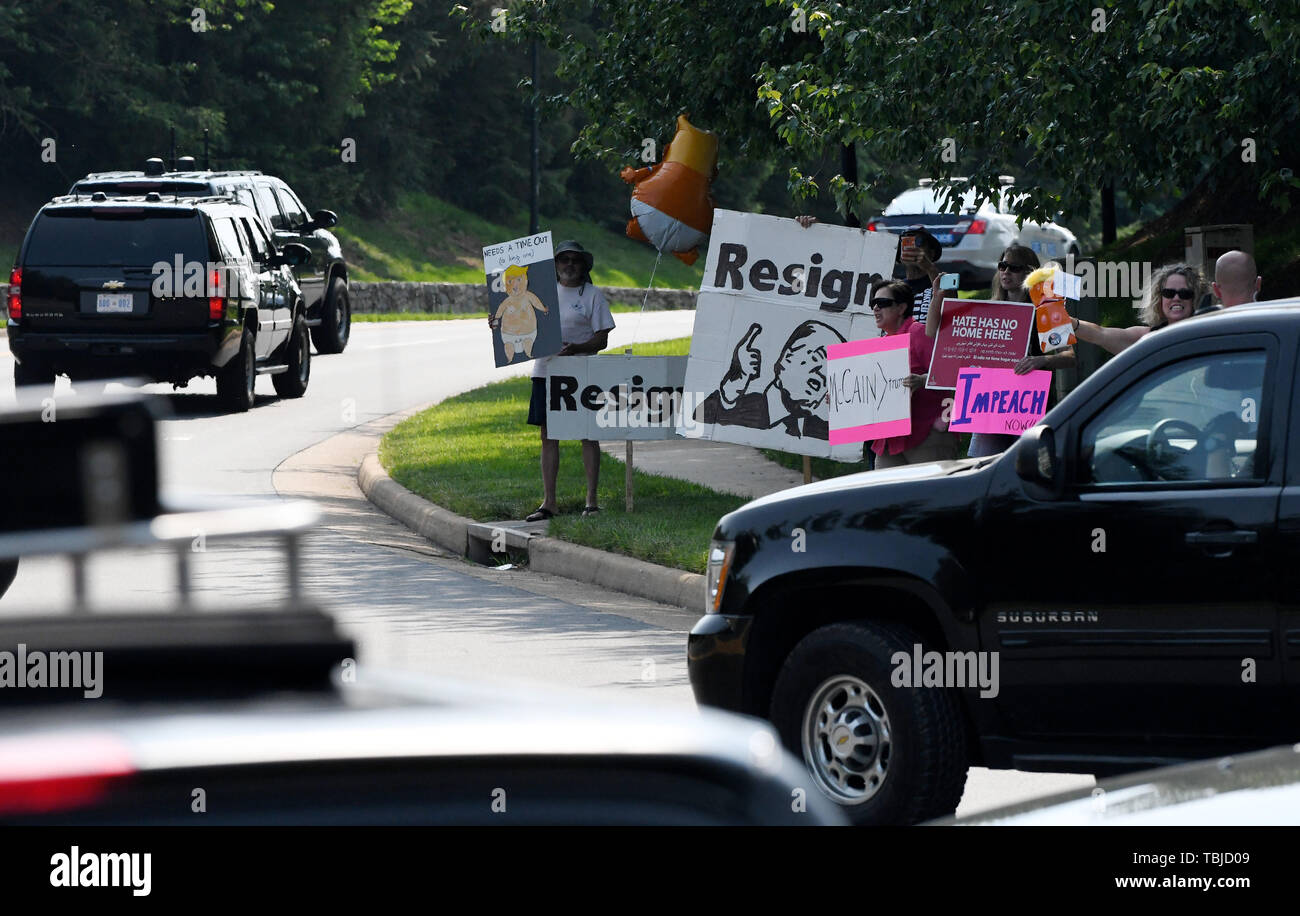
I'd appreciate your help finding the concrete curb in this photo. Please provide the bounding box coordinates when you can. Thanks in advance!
[357,452,705,611]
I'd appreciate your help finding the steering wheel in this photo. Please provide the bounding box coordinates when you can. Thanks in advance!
[1145,418,1202,480]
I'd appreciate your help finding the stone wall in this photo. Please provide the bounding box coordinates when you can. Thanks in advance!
[350,281,695,314]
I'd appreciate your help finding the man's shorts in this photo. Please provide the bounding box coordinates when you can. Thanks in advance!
[527,377,547,427]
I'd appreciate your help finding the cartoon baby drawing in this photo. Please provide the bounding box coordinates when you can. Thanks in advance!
[491,264,549,361]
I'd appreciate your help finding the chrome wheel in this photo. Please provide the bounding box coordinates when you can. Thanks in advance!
[801,674,892,805]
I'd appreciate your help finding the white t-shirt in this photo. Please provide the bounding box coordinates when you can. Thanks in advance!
[532,282,616,377]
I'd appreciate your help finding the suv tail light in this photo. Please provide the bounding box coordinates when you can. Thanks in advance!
[966,218,988,235]
[866,221,879,232]
[208,268,224,320]
[7,267,19,320]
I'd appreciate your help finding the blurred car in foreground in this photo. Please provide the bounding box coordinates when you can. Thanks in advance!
[0,390,842,826]
[944,744,1300,825]
[868,177,1081,288]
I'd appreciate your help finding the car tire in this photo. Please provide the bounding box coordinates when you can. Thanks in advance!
[216,328,256,413]
[272,314,311,399]
[13,359,55,390]
[770,621,968,825]
[311,277,350,354]
[0,558,17,599]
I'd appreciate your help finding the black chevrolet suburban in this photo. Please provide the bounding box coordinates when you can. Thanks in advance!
[69,161,351,353]
[689,299,1300,824]
[8,194,312,412]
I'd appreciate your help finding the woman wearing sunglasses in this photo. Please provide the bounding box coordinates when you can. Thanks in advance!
[1071,263,1204,355]
[868,280,959,467]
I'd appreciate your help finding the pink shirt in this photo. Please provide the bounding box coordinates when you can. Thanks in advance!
[871,317,946,456]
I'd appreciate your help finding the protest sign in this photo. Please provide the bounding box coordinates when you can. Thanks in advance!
[545,355,688,441]
[926,299,1035,389]
[483,231,562,368]
[947,367,1052,436]
[700,209,897,315]
[826,335,912,445]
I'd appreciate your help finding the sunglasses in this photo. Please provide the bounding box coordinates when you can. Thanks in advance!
[997,261,1032,273]
[870,298,901,310]
[1161,287,1195,300]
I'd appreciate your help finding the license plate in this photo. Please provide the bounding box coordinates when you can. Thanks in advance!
[96,293,133,314]
[934,233,955,245]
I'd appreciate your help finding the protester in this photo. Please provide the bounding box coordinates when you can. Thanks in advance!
[489,239,615,521]
[925,244,1075,457]
[1073,262,1203,354]
[867,280,958,467]
[1212,250,1261,307]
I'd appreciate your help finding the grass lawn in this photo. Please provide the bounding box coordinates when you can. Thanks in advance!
[352,302,660,322]
[379,336,746,574]
[337,191,704,289]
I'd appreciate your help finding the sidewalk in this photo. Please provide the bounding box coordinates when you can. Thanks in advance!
[597,439,809,499]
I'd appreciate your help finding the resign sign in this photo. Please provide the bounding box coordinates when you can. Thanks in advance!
[947,367,1052,436]
[926,299,1034,389]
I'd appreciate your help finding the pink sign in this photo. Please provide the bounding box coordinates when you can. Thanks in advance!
[947,367,1051,436]
[827,334,912,445]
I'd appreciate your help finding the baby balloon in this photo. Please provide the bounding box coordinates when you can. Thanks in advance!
[620,114,718,266]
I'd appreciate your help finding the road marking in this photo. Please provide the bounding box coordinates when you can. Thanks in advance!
[361,339,446,350]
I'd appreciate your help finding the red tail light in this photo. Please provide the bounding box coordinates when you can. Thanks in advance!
[7,267,20,320]
[208,268,224,320]
[0,733,135,815]
[866,221,879,232]
[966,218,988,235]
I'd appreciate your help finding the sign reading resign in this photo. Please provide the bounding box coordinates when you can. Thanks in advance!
[826,335,912,445]
[947,367,1052,436]
[926,299,1035,389]
[701,209,898,314]
[545,355,689,441]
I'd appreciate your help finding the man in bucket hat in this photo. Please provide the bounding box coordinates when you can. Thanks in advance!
[494,239,616,521]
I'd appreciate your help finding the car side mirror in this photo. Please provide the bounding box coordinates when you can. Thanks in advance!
[310,209,338,230]
[1015,424,1059,488]
[273,242,312,268]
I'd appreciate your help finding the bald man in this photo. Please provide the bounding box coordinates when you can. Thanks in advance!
[1213,250,1262,307]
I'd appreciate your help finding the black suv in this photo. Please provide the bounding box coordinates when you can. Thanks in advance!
[69,161,351,353]
[8,194,312,412]
[690,299,1300,825]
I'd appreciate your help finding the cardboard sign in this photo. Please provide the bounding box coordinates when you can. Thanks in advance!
[700,209,897,315]
[545,355,689,441]
[926,299,1035,389]
[484,231,562,368]
[826,335,912,445]
[947,367,1052,436]
[680,290,873,459]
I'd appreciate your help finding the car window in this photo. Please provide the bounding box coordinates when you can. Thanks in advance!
[234,187,257,212]
[884,186,983,216]
[254,183,285,230]
[23,209,208,267]
[237,217,268,261]
[1080,351,1266,484]
[212,217,246,261]
[274,185,307,230]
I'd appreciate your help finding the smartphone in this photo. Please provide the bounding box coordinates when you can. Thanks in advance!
[939,273,960,290]
[900,235,917,254]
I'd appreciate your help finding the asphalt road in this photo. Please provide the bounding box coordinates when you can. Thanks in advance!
[0,313,1092,817]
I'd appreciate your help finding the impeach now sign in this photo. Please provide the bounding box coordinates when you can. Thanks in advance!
[947,367,1052,436]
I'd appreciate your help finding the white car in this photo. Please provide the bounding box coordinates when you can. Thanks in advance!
[868,178,1081,288]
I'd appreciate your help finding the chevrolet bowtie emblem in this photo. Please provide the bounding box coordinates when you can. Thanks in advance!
[102,281,126,290]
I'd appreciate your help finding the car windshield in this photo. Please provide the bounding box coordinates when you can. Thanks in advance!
[24,209,208,267]
[884,186,1001,216]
